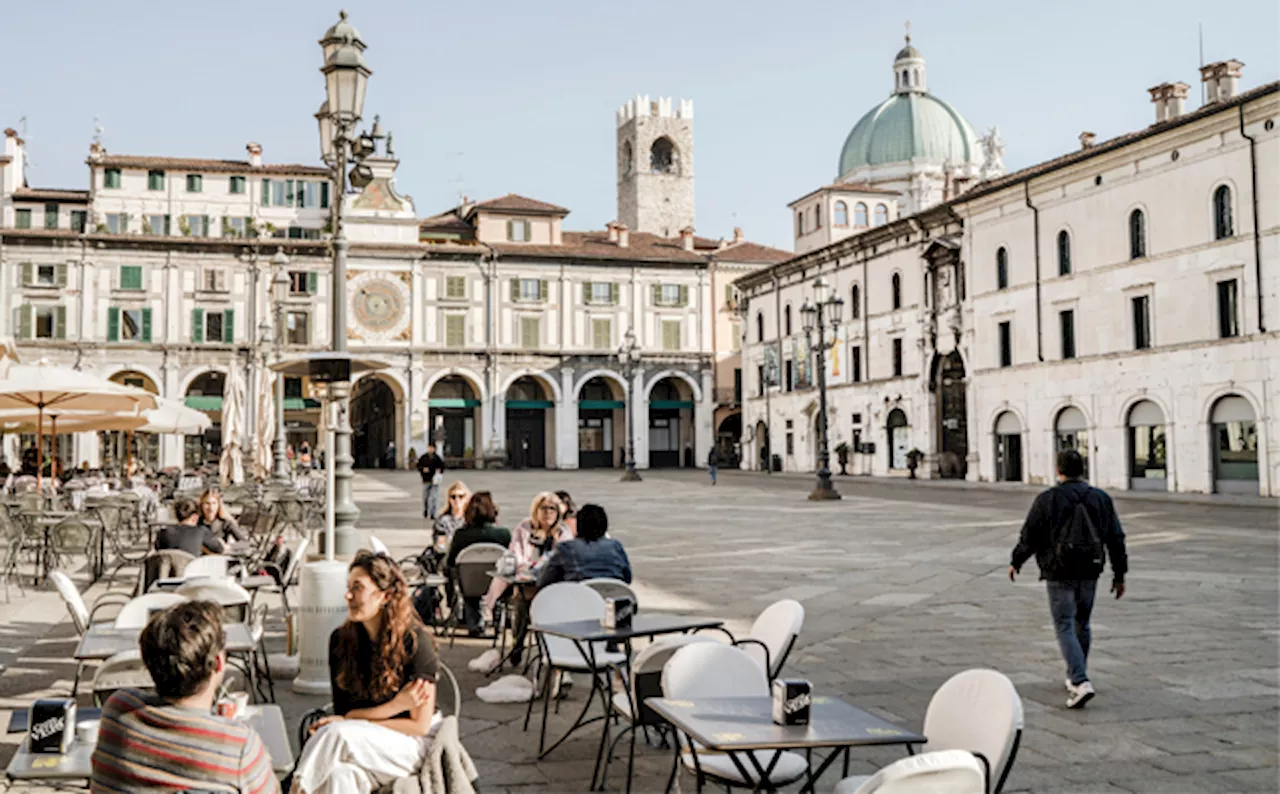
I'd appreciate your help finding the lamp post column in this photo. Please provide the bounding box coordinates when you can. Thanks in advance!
[330,135,360,554]
[272,298,290,481]
[809,311,839,500]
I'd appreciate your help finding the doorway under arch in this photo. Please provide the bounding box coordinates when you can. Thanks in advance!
[649,377,695,468]
[577,376,624,469]
[184,371,225,469]
[931,351,968,478]
[886,408,909,470]
[754,420,770,471]
[715,412,741,468]
[105,370,160,471]
[506,376,554,469]
[430,375,482,465]
[352,376,399,469]
[1055,406,1090,480]
[993,411,1023,482]
[1210,395,1258,494]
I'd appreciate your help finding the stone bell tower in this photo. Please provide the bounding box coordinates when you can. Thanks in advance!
[616,95,694,238]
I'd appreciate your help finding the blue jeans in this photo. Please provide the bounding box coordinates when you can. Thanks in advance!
[423,483,439,518]
[1047,579,1098,686]
[709,465,718,484]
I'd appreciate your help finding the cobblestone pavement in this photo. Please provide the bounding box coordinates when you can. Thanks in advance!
[1,469,1276,792]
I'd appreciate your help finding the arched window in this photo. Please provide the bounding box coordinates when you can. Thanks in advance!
[854,202,868,227]
[756,312,764,342]
[891,273,902,310]
[1129,209,1146,259]
[834,201,848,227]
[650,136,676,174]
[902,69,909,88]
[621,140,633,175]
[996,246,1009,290]
[796,211,805,236]
[815,204,822,229]
[1057,230,1071,276]
[1213,185,1233,240]
[784,305,792,336]
[874,203,888,226]
[850,284,861,319]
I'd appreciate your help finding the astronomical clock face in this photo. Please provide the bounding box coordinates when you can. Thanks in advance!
[349,271,410,342]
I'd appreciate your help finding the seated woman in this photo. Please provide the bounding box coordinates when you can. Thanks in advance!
[410,480,471,625]
[537,504,632,587]
[432,480,471,553]
[292,550,439,794]
[482,492,568,659]
[444,492,511,636]
[197,487,247,544]
[555,490,578,538]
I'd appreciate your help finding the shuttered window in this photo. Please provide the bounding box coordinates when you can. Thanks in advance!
[119,265,143,291]
[147,170,165,191]
[109,307,152,342]
[586,282,618,305]
[661,319,682,351]
[445,276,467,300]
[519,316,541,348]
[591,318,612,350]
[511,278,547,302]
[445,314,466,347]
[103,169,121,189]
[653,283,688,307]
[15,209,31,229]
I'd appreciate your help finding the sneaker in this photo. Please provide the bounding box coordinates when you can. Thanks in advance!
[1066,680,1095,709]
[1065,678,1075,693]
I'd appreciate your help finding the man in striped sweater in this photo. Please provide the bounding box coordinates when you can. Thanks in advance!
[90,600,280,793]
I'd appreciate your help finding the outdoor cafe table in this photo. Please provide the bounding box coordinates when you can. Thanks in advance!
[645,696,927,794]
[5,703,295,783]
[530,613,726,790]
[74,621,256,661]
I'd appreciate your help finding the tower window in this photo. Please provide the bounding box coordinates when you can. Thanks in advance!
[996,247,1009,290]
[854,203,868,227]
[814,204,822,229]
[874,203,888,226]
[902,69,909,88]
[622,141,633,175]
[784,305,792,336]
[834,201,848,227]
[756,312,764,343]
[850,284,860,319]
[1213,185,1233,240]
[650,136,676,174]
[1129,209,1146,259]
[891,273,902,310]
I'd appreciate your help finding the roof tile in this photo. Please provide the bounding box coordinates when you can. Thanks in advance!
[91,154,328,176]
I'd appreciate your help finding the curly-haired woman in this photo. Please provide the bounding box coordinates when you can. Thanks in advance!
[291,550,439,794]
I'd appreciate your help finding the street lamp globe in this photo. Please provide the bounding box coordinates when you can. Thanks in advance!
[271,248,291,304]
[321,42,371,123]
[319,9,366,60]
[827,294,845,324]
[800,298,817,333]
[316,102,335,164]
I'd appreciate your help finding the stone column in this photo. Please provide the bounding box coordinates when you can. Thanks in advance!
[694,368,714,469]
[556,366,578,469]
[633,367,649,469]
[161,361,183,469]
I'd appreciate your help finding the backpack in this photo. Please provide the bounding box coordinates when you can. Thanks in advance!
[1052,486,1106,577]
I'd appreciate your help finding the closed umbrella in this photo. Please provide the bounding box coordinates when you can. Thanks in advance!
[0,360,157,487]
[254,368,276,481]
[219,361,245,486]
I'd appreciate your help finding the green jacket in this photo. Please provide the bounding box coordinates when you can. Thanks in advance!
[445,522,511,568]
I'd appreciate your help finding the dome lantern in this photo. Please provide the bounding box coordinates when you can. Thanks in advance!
[893,30,927,94]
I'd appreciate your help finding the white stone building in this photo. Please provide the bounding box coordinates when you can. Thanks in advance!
[738,58,1279,498]
[0,95,786,472]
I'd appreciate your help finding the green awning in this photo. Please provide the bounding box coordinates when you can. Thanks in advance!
[430,398,481,409]
[651,400,694,410]
[506,400,553,410]
[185,396,222,411]
[283,398,321,411]
[579,400,624,410]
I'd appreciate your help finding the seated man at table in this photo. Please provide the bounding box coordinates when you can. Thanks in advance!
[155,497,224,558]
[537,503,632,587]
[90,600,280,793]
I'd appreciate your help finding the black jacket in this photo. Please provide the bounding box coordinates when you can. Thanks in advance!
[1011,480,1128,581]
[417,453,445,483]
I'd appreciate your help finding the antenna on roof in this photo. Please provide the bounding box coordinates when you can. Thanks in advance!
[93,117,105,146]
[451,151,466,205]
[1198,23,1205,105]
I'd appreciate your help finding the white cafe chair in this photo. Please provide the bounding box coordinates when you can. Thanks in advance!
[662,642,808,791]
[184,554,230,580]
[840,750,986,794]
[368,535,390,555]
[50,571,130,696]
[735,598,804,680]
[91,649,155,706]
[582,578,639,612]
[834,669,1024,794]
[113,593,189,628]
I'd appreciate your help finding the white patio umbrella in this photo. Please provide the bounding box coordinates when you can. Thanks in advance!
[140,397,212,435]
[219,361,246,486]
[254,368,276,481]
[0,360,157,487]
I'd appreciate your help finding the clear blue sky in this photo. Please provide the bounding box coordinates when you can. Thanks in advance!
[5,0,1277,250]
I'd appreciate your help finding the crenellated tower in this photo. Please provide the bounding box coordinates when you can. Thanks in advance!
[616,95,694,238]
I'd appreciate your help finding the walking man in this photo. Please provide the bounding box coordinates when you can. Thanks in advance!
[1010,449,1128,708]
[417,443,446,519]
[707,447,719,486]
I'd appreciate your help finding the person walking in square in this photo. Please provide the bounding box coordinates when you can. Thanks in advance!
[416,444,446,519]
[707,447,719,485]
[1009,449,1128,709]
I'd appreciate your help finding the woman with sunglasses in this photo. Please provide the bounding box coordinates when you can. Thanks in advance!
[432,481,471,551]
[482,492,569,661]
[292,550,439,794]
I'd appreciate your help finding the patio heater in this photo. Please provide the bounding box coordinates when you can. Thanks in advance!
[800,276,843,500]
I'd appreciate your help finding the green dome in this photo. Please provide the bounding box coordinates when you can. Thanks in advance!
[838,92,979,177]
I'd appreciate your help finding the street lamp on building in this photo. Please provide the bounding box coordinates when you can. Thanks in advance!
[618,327,642,482]
[800,276,843,500]
[270,248,291,482]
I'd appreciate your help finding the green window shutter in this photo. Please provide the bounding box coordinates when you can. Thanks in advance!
[203,215,211,237]
[222,308,235,343]
[510,279,519,301]
[506,220,513,240]
[21,262,33,286]
[54,306,67,340]
[19,305,33,339]
[539,280,549,301]
[611,283,620,305]
[120,213,130,233]
[56,263,69,287]
[107,307,120,342]
[583,281,592,303]
[285,180,295,207]
[192,308,204,343]
[120,265,142,290]
[141,308,152,342]
[320,182,330,209]
[652,284,662,305]
[679,285,689,307]
[307,271,318,294]
[262,179,271,205]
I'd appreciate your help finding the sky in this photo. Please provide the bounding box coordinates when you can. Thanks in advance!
[4,0,1278,251]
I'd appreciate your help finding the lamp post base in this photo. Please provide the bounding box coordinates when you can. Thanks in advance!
[620,466,643,482]
[808,484,843,500]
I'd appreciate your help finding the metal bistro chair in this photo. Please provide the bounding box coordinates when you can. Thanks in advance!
[113,592,189,629]
[444,543,507,645]
[91,650,155,706]
[0,502,40,602]
[50,570,132,696]
[297,661,461,750]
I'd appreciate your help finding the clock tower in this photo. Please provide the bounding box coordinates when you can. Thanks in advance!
[616,95,695,238]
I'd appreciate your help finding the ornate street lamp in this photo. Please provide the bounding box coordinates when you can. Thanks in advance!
[801,276,844,500]
[270,248,291,482]
[618,327,642,482]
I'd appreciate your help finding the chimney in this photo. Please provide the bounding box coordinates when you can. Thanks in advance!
[1201,59,1244,104]
[246,142,263,168]
[4,128,24,195]
[679,226,695,252]
[606,221,619,243]
[616,223,629,249]
[732,226,744,244]
[1078,131,1097,150]
[1148,82,1190,124]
